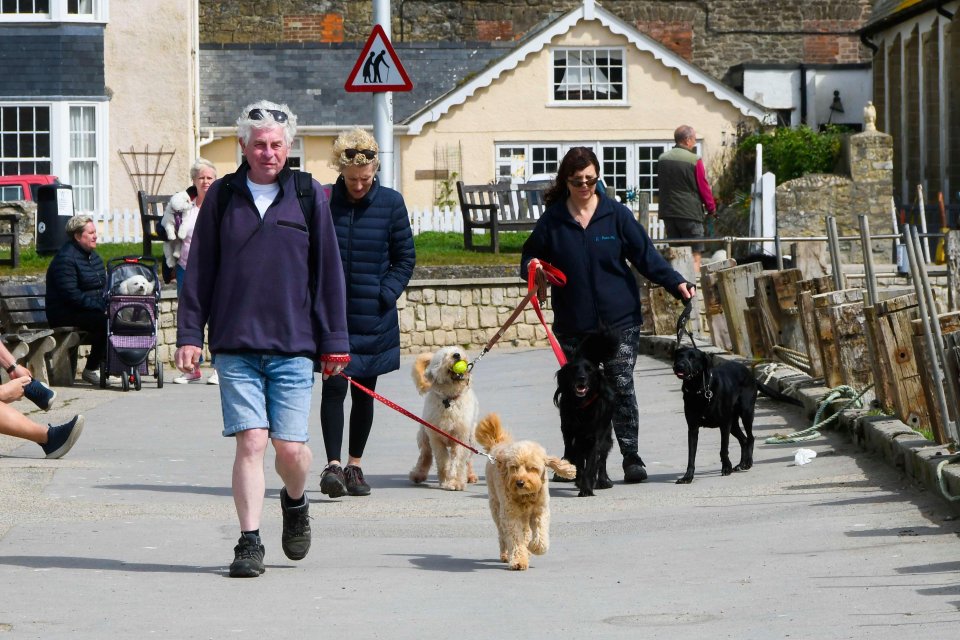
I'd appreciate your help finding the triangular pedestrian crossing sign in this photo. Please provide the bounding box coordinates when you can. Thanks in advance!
[345,24,413,93]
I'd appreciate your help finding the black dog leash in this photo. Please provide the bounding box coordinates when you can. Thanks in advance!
[675,298,697,348]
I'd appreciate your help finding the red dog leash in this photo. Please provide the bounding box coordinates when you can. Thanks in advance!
[338,373,492,460]
[469,259,568,371]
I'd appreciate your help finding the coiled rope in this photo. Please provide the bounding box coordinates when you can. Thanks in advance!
[765,383,874,444]
[935,453,960,502]
[771,345,815,375]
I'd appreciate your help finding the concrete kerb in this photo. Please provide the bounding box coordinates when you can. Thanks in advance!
[637,333,960,516]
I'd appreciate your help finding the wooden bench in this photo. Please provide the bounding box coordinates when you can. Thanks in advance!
[0,213,21,268]
[0,282,87,386]
[137,190,173,258]
[456,180,551,253]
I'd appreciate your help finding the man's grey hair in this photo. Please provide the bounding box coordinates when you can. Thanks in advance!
[66,215,94,237]
[236,99,298,146]
[189,157,217,181]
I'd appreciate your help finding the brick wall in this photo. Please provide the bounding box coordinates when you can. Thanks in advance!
[200,0,874,77]
[283,14,344,43]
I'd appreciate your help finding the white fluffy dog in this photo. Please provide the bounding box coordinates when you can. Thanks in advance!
[117,274,154,296]
[159,190,192,269]
[475,413,576,570]
[409,347,479,491]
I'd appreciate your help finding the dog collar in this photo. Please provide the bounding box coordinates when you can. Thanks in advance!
[579,391,599,407]
[700,369,713,401]
[442,393,461,408]
[686,369,713,401]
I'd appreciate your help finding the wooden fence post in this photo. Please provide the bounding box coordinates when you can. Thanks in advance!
[796,276,833,379]
[912,312,960,444]
[869,293,927,430]
[700,258,736,351]
[717,262,763,357]
[812,288,867,389]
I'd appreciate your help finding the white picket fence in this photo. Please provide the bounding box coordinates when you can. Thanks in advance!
[89,205,663,243]
[89,209,143,244]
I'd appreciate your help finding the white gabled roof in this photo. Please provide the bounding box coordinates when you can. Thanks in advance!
[403,0,775,134]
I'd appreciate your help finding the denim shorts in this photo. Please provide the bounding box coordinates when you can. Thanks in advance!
[215,353,315,442]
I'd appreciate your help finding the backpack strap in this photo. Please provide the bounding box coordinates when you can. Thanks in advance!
[215,172,236,227]
[293,170,315,228]
[214,169,315,228]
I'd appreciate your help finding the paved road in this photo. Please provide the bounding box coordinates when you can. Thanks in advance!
[1,347,959,639]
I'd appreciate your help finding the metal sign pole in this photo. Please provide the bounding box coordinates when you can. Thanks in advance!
[373,0,394,189]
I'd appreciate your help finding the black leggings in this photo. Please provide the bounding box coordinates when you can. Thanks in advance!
[54,310,107,371]
[319,374,377,463]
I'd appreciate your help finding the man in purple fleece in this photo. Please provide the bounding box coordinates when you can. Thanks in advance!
[175,99,350,578]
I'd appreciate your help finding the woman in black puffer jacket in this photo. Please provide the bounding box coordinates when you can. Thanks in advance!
[45,215,107,385]
[318,128,416,498]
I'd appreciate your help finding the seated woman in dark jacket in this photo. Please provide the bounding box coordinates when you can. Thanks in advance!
[45,215,108,386]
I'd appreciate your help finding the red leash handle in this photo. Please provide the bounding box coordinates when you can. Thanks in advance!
[339,373,485,456]
[527,259,568,366]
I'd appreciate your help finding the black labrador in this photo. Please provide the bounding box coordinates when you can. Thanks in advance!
[554,332,619,497]
[672,345,757,484]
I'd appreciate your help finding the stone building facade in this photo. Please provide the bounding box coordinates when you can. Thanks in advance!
[199,0,874,79]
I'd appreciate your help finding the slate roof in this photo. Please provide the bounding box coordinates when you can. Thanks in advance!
[199,41,512,128]
[0,25,105,100]
[861,0,933,35]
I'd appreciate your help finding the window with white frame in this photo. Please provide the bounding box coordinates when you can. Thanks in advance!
[0,105,52,175]
[496,146,525,181]
[530,146,560,177]
[552,48,625,103]
[1,0,49,14]
[635,143,669,206]
[0,0,104,21]
[494,141,678,206]
[1,101,105,210]
[67,0,92,15]
[68,105,97,211]
[495,144,561,182]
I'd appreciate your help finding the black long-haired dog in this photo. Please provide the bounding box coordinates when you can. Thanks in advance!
[553,332,619,497]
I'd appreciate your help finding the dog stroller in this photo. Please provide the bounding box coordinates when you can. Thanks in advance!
[101,256,163,391]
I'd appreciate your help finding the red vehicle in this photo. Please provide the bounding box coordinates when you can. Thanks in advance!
[0,174,60,202]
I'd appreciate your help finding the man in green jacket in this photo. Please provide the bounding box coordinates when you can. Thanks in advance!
[657,125,717,274]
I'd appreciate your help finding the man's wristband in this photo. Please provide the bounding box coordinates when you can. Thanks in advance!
[5,363,17,374]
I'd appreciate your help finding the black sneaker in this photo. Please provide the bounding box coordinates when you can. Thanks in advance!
[280,487,311,561]
[622,452,648,484]
[344,464,371,496]
[41,415,84,459]
[319,463,347,498]
[23,378,57,411]
[229,532,265,578]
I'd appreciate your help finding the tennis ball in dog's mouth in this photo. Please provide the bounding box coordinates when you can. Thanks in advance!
[452,360,468,375]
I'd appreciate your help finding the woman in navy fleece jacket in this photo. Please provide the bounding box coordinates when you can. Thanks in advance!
[521,146,695,484]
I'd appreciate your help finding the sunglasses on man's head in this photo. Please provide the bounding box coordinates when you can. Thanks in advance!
[248,108,289,123]
[344,148,377,160]
[567,176,600,188]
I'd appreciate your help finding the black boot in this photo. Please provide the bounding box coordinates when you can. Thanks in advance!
[622,452,647,483]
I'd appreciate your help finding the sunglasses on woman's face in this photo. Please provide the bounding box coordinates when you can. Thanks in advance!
[567,176,600,188]
[344,148,377,160]
[248,108,289,123]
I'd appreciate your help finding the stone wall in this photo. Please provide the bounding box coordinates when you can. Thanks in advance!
[0,201,36,250]
[776,129,895,261]
[199,0,873,78]
[153,276,553,366]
